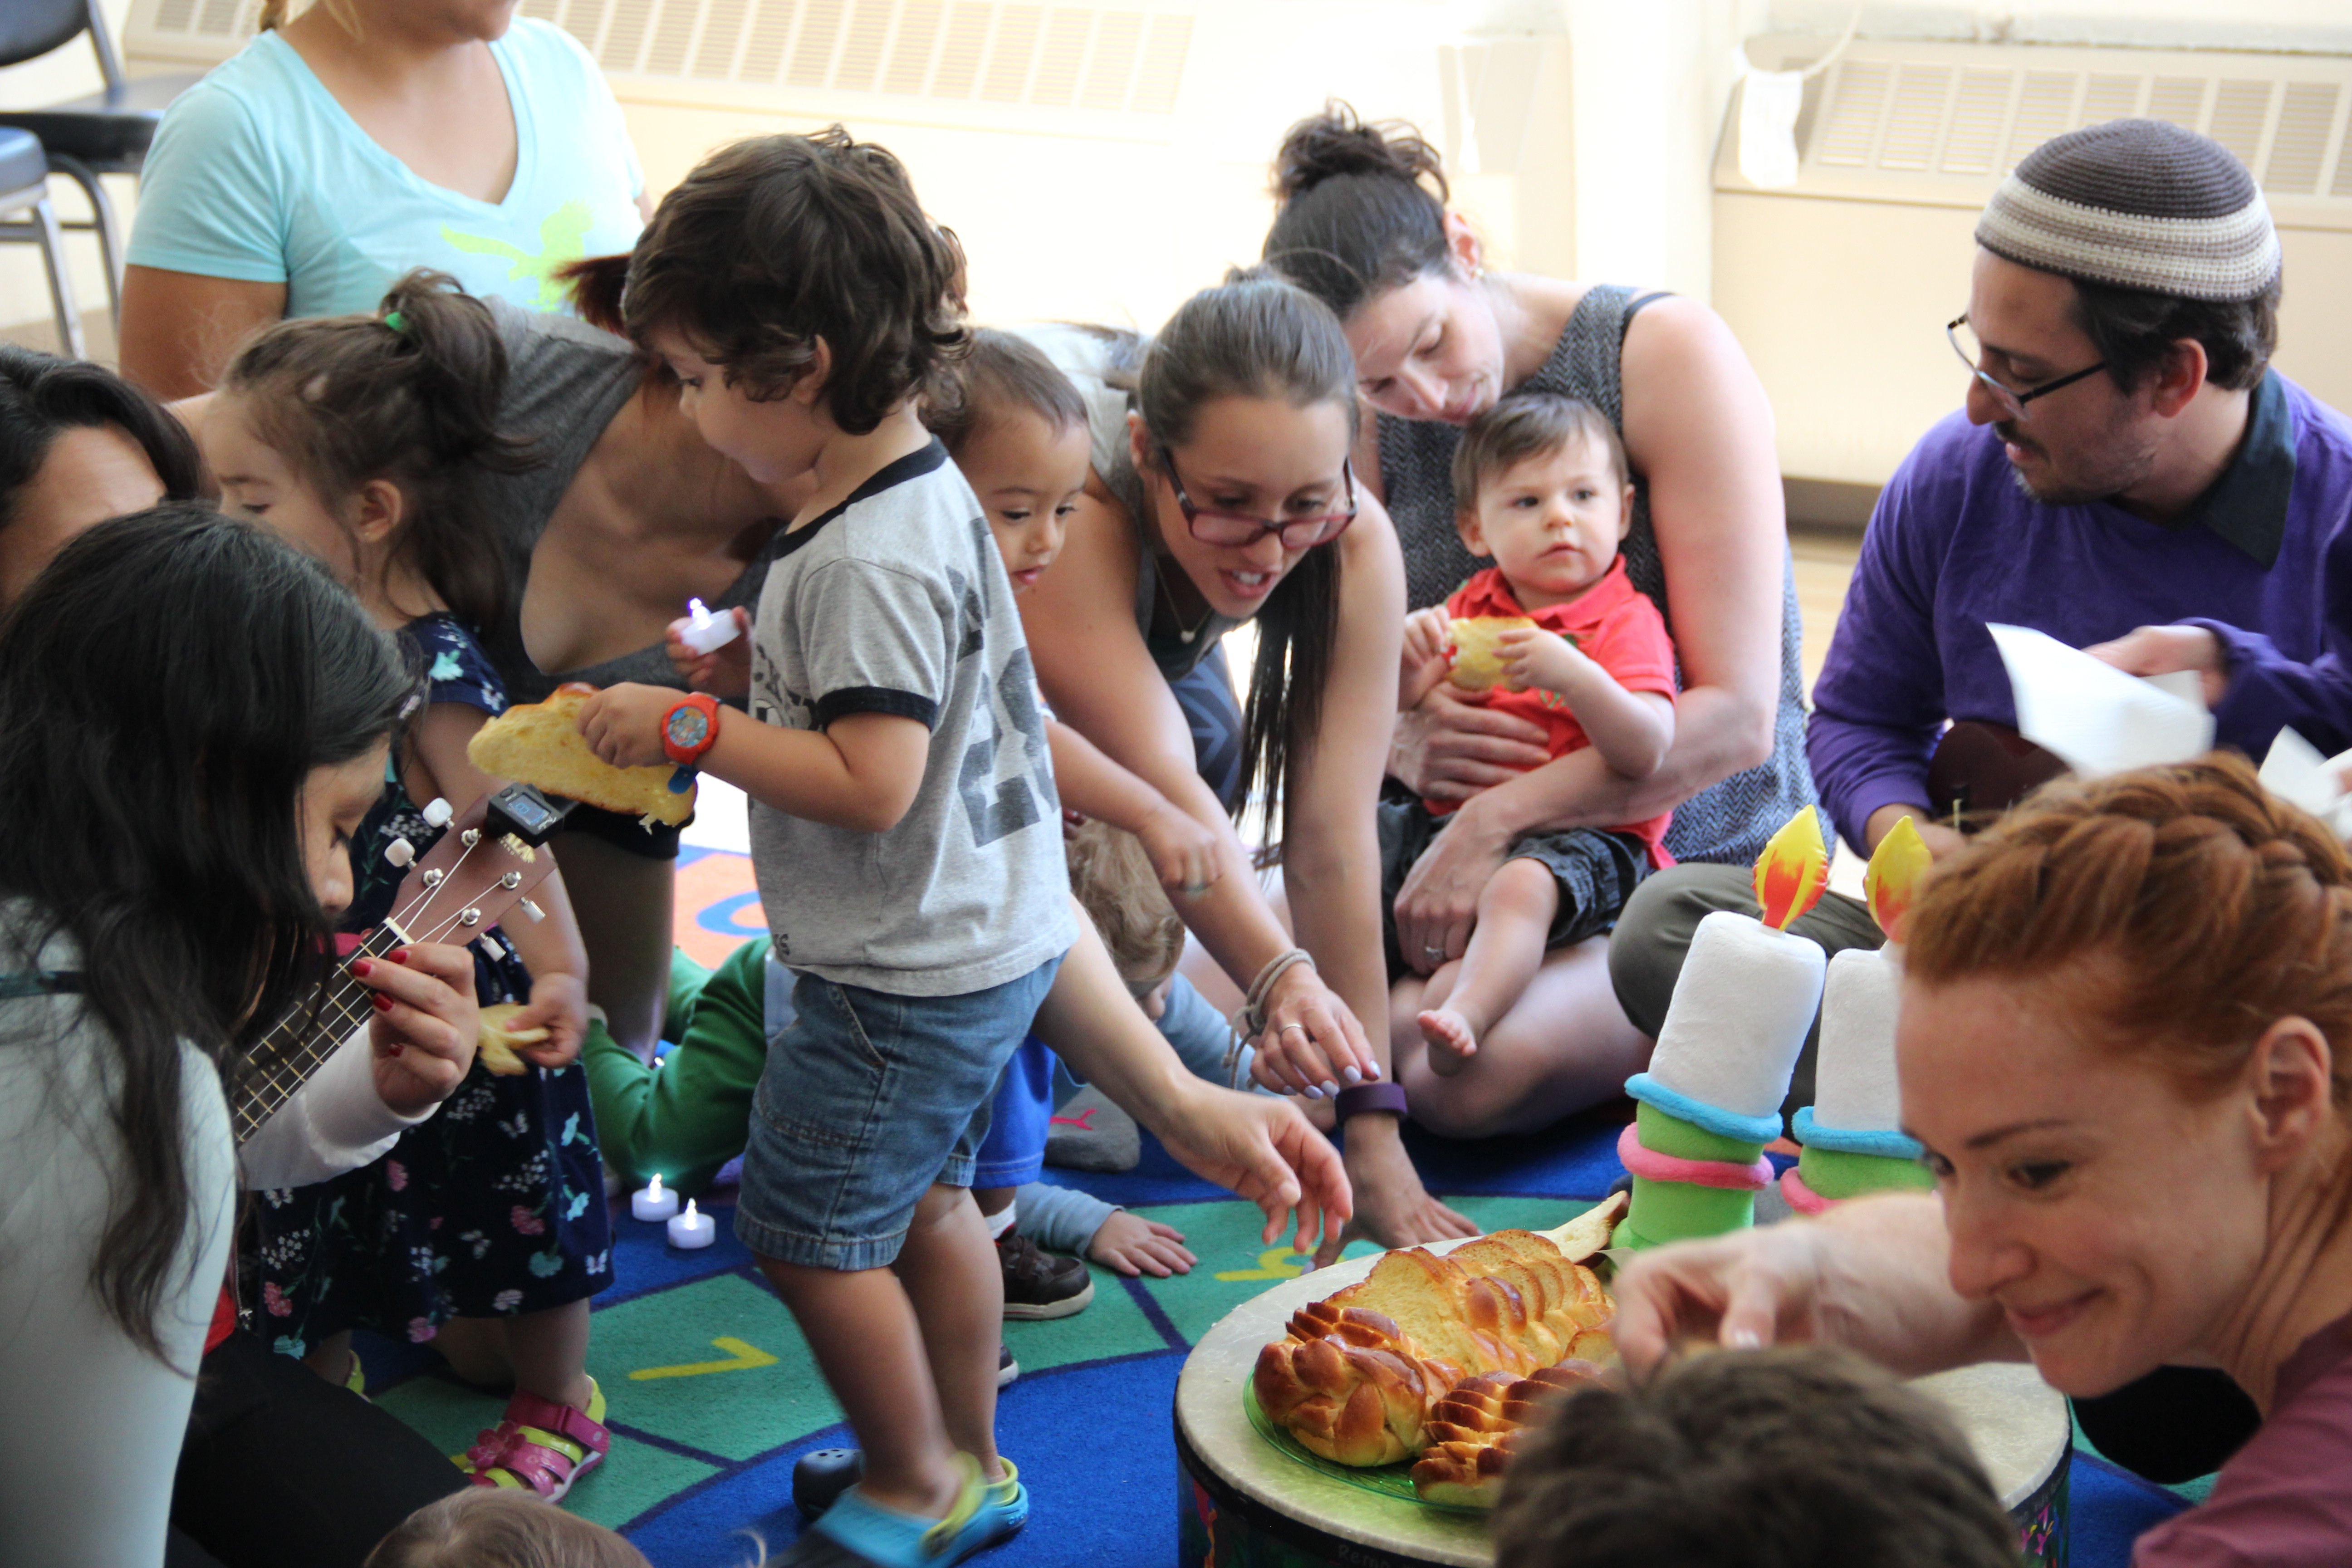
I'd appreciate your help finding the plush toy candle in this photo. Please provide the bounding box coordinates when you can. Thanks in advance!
[1784,817,1936,1215]
[1613,808,1830,1251]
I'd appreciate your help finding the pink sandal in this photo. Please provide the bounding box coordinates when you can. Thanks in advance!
[463,1378,610,1502]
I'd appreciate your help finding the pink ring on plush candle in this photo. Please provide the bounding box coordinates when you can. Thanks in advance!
[1779,1166,1839,1215]
[1617,1124,1774,1191]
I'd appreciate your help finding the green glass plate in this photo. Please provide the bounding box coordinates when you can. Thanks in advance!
[1240,1382,1490,1516]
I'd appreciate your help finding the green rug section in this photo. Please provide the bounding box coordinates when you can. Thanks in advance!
[1798,1142,1936,1198]
[373,1375,720,1530]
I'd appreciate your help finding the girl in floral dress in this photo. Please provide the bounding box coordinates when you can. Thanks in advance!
[208,271,615,1502]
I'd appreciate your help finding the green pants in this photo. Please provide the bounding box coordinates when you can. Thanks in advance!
[1606,862,1885,1116]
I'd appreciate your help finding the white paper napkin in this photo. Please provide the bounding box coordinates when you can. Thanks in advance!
[1989,623,2215,779]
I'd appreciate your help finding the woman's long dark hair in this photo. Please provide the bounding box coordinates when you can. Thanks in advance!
[1134,275,1358,827]
[0,505,412,1363]
[0,343,201,526]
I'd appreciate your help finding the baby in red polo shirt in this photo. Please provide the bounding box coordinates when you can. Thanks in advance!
[1389,392,1679,1076]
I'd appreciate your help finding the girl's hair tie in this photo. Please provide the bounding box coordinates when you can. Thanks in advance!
[383,310,407,333]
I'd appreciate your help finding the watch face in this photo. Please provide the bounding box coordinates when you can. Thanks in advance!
[666,706,712,750]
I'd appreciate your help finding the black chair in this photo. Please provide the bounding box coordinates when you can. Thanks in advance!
[0,0,206,327]
[0,125,85,357]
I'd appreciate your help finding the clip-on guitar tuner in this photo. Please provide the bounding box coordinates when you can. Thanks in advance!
[484,781,580,849]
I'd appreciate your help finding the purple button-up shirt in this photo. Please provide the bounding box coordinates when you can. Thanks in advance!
[1808,372,2352,852]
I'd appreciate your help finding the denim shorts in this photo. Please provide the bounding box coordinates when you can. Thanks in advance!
[734,955,1061,1269]
[1377,800,1654,981]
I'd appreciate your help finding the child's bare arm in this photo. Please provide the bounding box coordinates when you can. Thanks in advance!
[1047,717,1224,895]
[577,682,929,833]
[406,704,593,1066]
[1494,627,1676,780]
[1400,606,1453,713]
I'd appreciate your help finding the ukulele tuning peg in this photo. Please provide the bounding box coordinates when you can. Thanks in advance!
[383,838,416,868]
[461,828,482,848]
[458,908,482,927]
[421,868,446,889]
[478,936,507,963]
[499,872,522,890]
[515,898,545,924]
[421,798,454,828]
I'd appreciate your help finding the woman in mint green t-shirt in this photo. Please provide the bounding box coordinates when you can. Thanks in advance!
[120,0,646,398]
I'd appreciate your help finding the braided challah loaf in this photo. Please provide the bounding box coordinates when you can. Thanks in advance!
[1411,1362,1607,1508]
[1252,1196,1622,1469]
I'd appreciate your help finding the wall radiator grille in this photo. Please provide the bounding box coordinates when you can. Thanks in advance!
[1722,36,2352,232]
[128,0,1194,132]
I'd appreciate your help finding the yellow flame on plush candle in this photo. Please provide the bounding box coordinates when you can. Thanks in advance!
[1752,808,1829,931]
[1864,815,1932,943]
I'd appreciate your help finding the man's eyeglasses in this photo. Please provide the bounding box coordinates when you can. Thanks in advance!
[1946,314,2107,423]
[1158,447,1358,550]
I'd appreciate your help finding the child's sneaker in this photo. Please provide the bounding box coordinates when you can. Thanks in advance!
[998,1233,1092,1319]
[797,1453,1024,1568]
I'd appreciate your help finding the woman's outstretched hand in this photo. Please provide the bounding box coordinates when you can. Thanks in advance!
[1391,793,1511,973]
[1249,962,1382,1098]
[354,940,480,1116]
[1149,1082,1352,1257]
[1610,1223,1840,1377]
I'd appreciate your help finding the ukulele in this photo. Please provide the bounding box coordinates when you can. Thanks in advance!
[1923,718,2069,835]
[229,794,560,1147]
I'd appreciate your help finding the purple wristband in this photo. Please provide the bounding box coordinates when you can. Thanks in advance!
[1334,1082,1409,1122]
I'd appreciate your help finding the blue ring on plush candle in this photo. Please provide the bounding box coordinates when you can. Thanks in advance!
[1623,1073,1783,1146]
[1791,1107,1924,1161]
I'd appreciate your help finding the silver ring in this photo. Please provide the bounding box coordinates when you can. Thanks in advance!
[1280,1023,1307,1037]
[1423,946,1447,964]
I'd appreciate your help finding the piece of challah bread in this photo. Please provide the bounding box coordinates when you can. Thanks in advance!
[1446,615,1538,691]
[1252,1306,1460,1465]
[1412,1362,1607,1508]
[475,1002,548,1077]
[467,683,695,827]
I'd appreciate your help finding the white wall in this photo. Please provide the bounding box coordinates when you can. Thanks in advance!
[1768,0,2352,53]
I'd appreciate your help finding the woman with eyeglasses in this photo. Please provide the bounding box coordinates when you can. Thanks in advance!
[1017,275,1417,1242]
[1253,106,1812,1248]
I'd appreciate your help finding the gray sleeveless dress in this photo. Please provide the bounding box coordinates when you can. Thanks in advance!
[1377,285,1818,868]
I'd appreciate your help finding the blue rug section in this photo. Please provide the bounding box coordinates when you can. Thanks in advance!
[625,1353,1189,1568]
[2073,1452,2192,1565]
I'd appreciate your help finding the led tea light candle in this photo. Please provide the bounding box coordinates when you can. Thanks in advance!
[630,1173,680,1223]
[678,598,741,656]
[668,1198,715,1249]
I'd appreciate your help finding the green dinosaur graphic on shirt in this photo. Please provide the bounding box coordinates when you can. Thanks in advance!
[439,199,597,311]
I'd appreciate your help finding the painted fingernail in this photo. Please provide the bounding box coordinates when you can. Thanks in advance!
[1302,1084,1324,1100]
[1321,1080,1341,1097]
[372,993,394,1013]
[1726,1327,1762,1350]
[1342,1066,1363,1084]
[1363,1062,1382,1080]
[387,947,411,964]
[351,959,373,978]
[386,1042,403,1056]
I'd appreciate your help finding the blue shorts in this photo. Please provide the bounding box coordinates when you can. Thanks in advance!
[735,956,1062,1270]
[974,1036,1056,1190]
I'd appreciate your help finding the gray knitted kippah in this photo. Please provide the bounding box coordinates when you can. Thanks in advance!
[1975,119,2280,301]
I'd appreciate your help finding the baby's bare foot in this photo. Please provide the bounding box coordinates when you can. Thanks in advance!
[1417,1008,1479,1077]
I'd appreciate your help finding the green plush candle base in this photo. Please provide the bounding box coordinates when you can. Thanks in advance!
[1614,1172,1759,1251]
[1798,1142,1936,1199]
[1636,1101,1765,1164]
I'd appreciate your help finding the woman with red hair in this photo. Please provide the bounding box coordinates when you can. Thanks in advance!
[1613,756,2352,1563]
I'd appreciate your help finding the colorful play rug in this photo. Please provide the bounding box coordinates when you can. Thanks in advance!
[344,837,2205,1567]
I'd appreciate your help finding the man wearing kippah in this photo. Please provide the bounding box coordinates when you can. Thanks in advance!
[1612,115,2342,1486]
[1616,118,2351,1090]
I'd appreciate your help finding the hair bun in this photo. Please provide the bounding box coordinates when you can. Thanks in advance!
[1273,101,1449,206]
